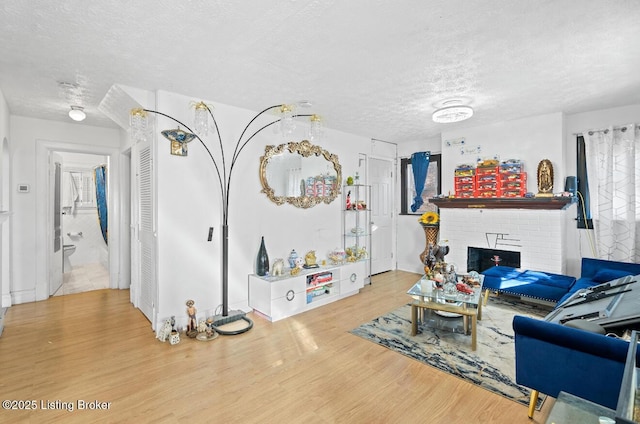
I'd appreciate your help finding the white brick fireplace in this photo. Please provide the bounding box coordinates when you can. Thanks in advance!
[439,207,572,275]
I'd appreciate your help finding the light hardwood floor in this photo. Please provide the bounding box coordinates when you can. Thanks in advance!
[0,270,553,423]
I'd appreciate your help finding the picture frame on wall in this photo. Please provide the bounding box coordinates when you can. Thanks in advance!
[400,154,441,215]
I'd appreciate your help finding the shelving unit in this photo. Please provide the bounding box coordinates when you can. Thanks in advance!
[342,184,371,284]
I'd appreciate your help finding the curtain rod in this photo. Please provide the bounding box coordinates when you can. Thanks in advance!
[573,124,639,136]
[371,138,397,146]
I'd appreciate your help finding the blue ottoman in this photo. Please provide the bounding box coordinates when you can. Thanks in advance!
[481,266,576,303]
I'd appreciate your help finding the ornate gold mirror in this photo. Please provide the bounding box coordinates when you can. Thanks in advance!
[259,140,342,208]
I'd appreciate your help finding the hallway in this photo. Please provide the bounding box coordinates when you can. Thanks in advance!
[53,263,109,296]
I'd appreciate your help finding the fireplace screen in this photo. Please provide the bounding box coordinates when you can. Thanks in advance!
[467,247,521,273]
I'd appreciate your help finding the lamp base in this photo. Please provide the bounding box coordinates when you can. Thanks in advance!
[210,310,254,335]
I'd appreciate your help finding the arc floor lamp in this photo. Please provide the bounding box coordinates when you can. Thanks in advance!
[130,102,321,335]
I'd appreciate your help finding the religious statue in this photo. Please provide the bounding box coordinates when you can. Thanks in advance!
[536,159,554,197]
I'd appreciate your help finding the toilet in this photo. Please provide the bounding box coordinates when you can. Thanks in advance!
[63,244,76,272]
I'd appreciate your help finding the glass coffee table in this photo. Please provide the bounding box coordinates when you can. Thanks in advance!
[406,275,484,351]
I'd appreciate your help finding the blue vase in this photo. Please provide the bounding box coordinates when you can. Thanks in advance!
[288,249,298,268]
[256,236,269,276]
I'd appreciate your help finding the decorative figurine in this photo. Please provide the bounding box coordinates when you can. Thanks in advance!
[185,300,198,338]
[272,258,284,276]
[536,159,554,197]
[157,318,172,342]
[304,250,319,268]
[288,249,298,268]
[295,256,304,269]
[196,317,218,341]
[197,319,208,333]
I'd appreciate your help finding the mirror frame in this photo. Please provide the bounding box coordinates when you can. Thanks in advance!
[259,140,342,208]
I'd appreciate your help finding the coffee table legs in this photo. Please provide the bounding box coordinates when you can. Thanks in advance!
[411,304,418,336]
[471,314,477,350]
[410,303,477,351]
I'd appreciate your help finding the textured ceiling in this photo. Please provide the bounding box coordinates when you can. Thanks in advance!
[1,0,639,143]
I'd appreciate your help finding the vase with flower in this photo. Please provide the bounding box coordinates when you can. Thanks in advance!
[419,210,440,266]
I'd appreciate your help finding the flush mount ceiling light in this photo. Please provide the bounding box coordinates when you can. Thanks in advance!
[432,101,474,123]
[68,106,86,122]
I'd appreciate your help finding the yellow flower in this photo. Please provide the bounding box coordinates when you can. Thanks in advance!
[419,211,439,225]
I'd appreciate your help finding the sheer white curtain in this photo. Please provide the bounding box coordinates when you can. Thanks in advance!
[584,124,640,262]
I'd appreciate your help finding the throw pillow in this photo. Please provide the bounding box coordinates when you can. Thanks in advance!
[592,268,633,283]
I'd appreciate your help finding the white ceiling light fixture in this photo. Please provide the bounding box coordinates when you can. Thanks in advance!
[432,100,474,123]
[68,106,86,122]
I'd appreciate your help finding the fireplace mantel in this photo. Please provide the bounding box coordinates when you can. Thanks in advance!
[429,197,575,210]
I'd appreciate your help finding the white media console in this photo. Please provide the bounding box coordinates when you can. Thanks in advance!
[248,261,366,322]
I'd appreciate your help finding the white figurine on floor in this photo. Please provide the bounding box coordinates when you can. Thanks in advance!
[157,318,172,342]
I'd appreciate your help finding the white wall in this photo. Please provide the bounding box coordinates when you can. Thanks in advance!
[440,113,566,195]
[152,91,370,329]
[9,116,121,304]
[396,137,441,273]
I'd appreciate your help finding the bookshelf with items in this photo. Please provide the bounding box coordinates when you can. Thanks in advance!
[342,184,372,284]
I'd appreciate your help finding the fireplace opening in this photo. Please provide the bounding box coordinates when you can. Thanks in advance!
[467,247,521,273]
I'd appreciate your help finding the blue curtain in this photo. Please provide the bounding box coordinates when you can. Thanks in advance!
[410,152,430,212]
[95,165,108,245]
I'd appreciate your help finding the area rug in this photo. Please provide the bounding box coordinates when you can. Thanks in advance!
[349,296,551,409]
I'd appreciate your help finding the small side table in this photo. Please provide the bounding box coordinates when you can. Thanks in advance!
[545,391,615,424]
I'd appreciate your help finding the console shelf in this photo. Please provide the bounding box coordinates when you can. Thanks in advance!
[429,196,576,210]
[248,262,366,322]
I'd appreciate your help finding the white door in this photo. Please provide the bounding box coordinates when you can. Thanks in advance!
[49,152,63,295]
[369,158,394,274]
[136,142,156,325]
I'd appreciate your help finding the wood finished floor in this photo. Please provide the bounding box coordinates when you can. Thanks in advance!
[0,270,553,423]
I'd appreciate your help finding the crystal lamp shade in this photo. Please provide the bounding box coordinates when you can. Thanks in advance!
[193,101,209,135]
[309,114,323,141]
[130,108,148,142]
[279,104,296,136]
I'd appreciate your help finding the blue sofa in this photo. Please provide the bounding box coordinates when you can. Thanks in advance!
[513,315,640,418]
[482,266,575,303]
[482,257,640,305]
[511,258,640,418]
[556,257,640,305]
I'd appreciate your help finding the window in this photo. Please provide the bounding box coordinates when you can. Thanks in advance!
[400,154,441,215]
[576,135,592,229]
[65,169,97,209]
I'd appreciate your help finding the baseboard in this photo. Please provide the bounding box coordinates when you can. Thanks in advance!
[0,307,6,337]
[10,289,36,305]
[1,293,11,308]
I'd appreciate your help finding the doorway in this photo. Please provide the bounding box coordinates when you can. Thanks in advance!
[35,140,126,301]
[53,152,111,296]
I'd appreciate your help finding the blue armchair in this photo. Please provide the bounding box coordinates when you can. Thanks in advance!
[512,315,639,418]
